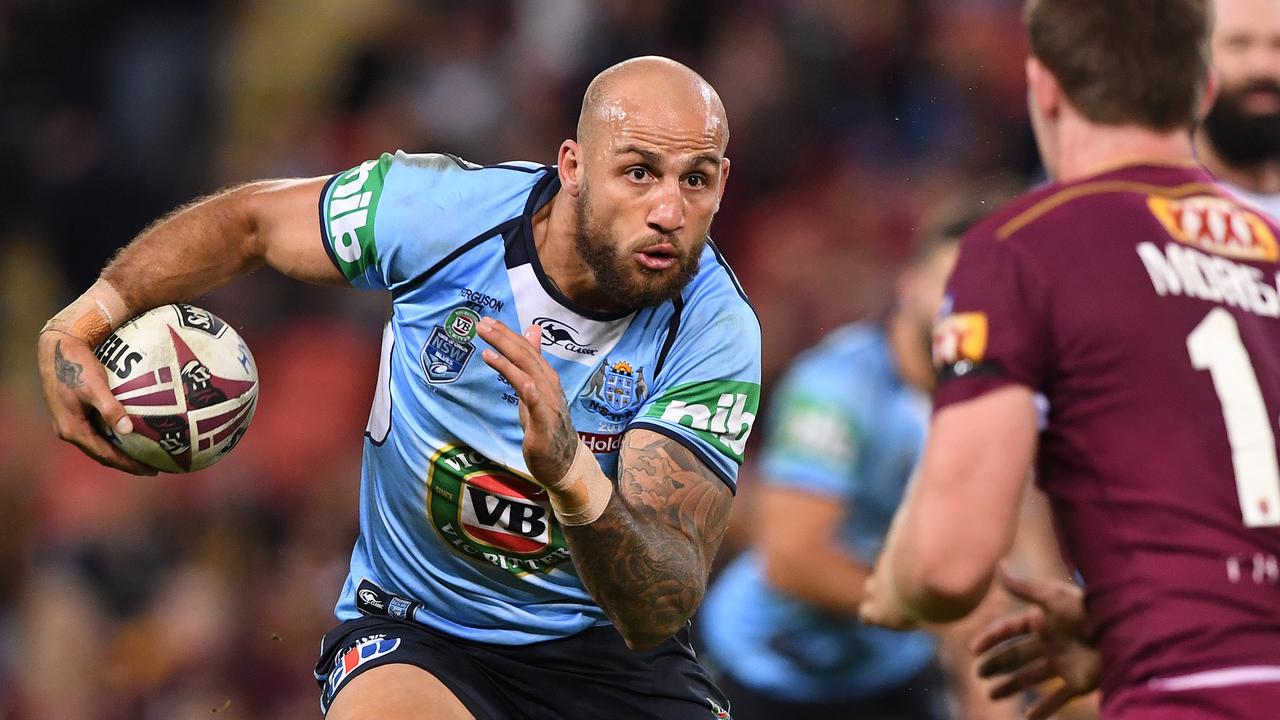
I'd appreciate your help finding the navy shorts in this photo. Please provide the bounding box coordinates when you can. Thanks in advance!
[314,615,732,719]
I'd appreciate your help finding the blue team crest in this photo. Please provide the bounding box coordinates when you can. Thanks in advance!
[581,359,648,420]
[421,307,480,384]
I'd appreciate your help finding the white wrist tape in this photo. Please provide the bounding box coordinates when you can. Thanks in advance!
[40,278,129,347]
[546,440,613,526]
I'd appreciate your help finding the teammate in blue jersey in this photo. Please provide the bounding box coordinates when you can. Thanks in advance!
[698,206,1016,720]
[38,56,759,720]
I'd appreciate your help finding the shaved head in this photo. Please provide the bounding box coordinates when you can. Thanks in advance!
[555,56,731,311]
[576,56,729,152]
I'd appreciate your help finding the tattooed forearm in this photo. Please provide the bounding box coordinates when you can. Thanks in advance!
[562,429,733,650]
[53,340,85,389]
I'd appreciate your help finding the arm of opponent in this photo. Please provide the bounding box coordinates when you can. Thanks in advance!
[860,384,1038,626]
[478,318,732,650]
[37,176,340,474]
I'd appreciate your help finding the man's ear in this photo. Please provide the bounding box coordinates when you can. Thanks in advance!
[559,140,583,198]
[1026,56,1062,123]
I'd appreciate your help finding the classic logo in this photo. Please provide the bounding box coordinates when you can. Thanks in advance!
[421,307,481,384]
[357,588,384,610]
[643,380,760,461]
[174,304,227,338]
[932,312,988,369]
[427,445,571,577]
[580,359,649,422]
[1148,195,1278,263]
[534,317,597,356]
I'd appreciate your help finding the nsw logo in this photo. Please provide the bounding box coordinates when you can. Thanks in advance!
[421,307,480,384]
[534,317,597,356]
[579,359,649,423]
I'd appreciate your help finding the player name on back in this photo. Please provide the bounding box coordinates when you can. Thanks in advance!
[1138,195,1280,318]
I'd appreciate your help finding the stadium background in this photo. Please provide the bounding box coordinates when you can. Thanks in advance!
[0,1,1036,717]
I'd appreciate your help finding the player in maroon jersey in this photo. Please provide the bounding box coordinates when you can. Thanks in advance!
[859,1,1280,718]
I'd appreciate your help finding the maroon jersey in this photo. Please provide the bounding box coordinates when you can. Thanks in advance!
[934,164,1280,710]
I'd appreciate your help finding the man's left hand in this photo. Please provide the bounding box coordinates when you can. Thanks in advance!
[477,317,578,486]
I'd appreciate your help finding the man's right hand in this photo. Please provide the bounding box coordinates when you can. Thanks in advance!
[37,331,157,475]
[971,569,1101,720]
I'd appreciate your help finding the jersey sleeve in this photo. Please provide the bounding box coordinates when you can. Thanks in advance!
[933,229,1052,410]
[626,295,762,492]
[318,151,535,291]
[758,360,863,500]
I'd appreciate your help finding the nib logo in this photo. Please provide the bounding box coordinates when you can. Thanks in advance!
[646,381,760,461]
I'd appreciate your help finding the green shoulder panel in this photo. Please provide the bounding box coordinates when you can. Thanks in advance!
[322,153,393,283]
[641,379,761,463]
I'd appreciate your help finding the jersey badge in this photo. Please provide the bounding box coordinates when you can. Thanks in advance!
[1148,195,1278,263]
[932,311,988,369]
[427,445,572,576]
[579,359,649,422]
[420,307,480,384]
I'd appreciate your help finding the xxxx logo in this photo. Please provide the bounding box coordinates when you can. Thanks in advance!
[426,445,571,577]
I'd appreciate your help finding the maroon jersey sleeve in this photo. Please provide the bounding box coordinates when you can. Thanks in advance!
[932,217,1053,408]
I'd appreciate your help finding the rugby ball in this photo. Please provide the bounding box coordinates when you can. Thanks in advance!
[91,304,258,473]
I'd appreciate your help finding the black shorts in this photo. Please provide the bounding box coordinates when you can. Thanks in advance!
[314,616,732,719]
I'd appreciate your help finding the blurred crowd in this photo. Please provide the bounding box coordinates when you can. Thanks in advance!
[0,1,1034,717]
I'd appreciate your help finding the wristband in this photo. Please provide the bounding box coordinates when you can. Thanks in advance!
[40,278,129,347]
[546,440,613,526]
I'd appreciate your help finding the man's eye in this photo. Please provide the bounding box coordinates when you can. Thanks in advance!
[686,175,706,188]
[628,168,648,181]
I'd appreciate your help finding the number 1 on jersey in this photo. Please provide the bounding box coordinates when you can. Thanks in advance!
[1187,308,1280,527]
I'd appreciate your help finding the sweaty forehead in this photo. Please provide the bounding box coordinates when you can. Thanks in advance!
[580,70,729,157]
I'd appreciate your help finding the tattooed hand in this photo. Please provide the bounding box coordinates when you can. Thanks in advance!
[477,317,578,486]
[37,331,157,475]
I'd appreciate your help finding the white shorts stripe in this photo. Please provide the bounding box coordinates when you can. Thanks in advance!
[1148,665,1280,692]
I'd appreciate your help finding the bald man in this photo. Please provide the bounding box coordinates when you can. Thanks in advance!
[37,56,759,719]
[1198,0,1280,218]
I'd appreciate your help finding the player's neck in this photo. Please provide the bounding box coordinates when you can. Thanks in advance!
[887,310,934,394]
[1054,119,1198,183]
[1194,132,1280,195]
[532,194,628,314]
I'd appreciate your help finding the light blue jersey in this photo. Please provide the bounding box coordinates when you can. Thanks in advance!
[699,324,935,701]
[319,152,761,645]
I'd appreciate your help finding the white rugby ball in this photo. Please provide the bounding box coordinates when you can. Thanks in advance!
[92,304,258,473]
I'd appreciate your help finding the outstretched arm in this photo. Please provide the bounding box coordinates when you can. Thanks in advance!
[38,176,341,473]
[478,318,732,650]
[860,385,1038,627]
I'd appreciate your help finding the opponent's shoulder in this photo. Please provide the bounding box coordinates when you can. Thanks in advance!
[986,165,1222,246]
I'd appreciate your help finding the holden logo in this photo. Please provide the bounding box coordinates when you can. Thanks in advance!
[533,317,597,356]
[357,588,384,609]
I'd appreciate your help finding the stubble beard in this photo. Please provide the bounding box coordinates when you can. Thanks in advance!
[573,186,703,310]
